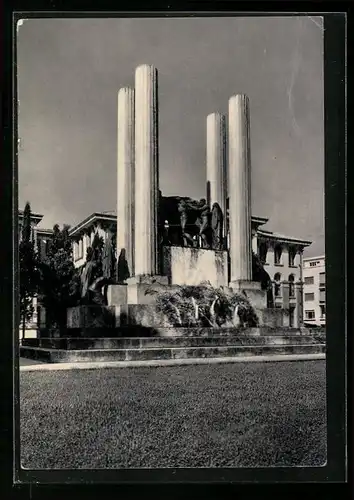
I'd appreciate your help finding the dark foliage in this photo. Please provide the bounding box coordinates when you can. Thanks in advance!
[38,224,80,336]
[145,282,258,328]
[19,202,39,339]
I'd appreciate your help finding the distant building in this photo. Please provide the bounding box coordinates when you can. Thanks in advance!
[18,210,53,338]
[302,255,326,327]
[252,218,311,327]
[68,212,117,268]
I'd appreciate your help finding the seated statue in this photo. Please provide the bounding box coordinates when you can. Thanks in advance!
[80,246,106,306]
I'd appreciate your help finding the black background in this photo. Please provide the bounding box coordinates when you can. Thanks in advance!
[1,2,351,498]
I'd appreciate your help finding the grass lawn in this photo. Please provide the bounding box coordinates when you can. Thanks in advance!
[20,361,326,469]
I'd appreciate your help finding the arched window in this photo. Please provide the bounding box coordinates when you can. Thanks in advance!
[288,246,296,267]
[274,245,282,265]
[288,274,295,297]
[274,273,281,297]
[258,241,268,264]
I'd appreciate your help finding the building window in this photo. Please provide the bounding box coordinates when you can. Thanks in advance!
[274,273,281,297]
[79,239,84,259]
[258,241,268,264]
[305,310,315,320]
[309,261,317,267]
[319,289,325,303]
[304,276,314,285]
[319,272,325,287]
[288,247,296,267]
[288,274,295,298]
[304,292,315,301]
[274,245,282,265]
[320,305,326,318]
[74,240,83,261]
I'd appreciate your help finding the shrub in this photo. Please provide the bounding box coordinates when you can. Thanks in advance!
[145,282,258,328]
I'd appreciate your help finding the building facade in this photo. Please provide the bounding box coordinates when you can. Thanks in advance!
[251,219,310,327]
[302,255,326,327]
[69,212,117,268]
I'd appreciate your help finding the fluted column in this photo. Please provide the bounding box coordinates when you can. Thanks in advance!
[134,64,159,276]
[206,113,227,233]
[117,87,135,279]
[228,94,252,282]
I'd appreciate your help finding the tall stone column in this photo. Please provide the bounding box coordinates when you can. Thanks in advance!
[228,94,252,283]
[206,113,227,232]
[117,87,135,279]
[134,64,160,277]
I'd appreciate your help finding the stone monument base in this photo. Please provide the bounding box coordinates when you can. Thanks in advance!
[229,279,267,309]
[67,254,291,334]
[20,331,325,363]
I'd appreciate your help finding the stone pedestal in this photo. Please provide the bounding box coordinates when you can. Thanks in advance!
[229,279,267,310]
[134,64,160,277]
[126,274,169,305]
[206,113,227,229]
[228,94,252,282]
[106,284,128,306]
[162,246,228,288]
[117,87,135,279]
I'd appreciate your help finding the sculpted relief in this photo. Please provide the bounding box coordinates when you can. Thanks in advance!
[160,195,224,251]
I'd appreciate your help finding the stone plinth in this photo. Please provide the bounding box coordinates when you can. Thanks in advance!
[229,279,267,310]
[115,304,173,328]
[228,94,252,282]
[106,284,128,306]
[162,246,228,288]
[67,306,117,329]
[255,308,285,328]
[134,64,160,277]
[206,113,227,226]
[125,276,172,305]
[117,87,135,279]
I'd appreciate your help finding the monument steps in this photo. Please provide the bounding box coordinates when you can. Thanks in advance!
[22,334,323,350]
[20,336,326,364]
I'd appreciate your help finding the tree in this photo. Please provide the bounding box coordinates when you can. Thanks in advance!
[19,202,39,340]
[38,224,81,336]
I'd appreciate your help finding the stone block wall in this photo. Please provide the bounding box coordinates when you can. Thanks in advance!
[162,246,228,288]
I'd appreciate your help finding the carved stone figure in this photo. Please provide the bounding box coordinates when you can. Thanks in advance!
[102,229,116,281]
[211,202,224,250]
[80,246,106,306]
[117,248,130,283]
[196,198,212,249]
[177,197,213,248]
[178,199,196,247]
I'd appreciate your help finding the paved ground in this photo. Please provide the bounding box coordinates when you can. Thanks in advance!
[20,360,326,469]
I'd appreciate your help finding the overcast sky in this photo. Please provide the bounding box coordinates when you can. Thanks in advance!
[17,16,324,256]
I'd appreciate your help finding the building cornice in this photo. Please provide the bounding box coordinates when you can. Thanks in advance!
[18,210,43,226]
[303,255,325,262]
[257,229,312,247]
[68,212,117,237]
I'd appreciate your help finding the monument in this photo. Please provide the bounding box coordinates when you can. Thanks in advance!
[66,64,287,335]
[20,62,327,364]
